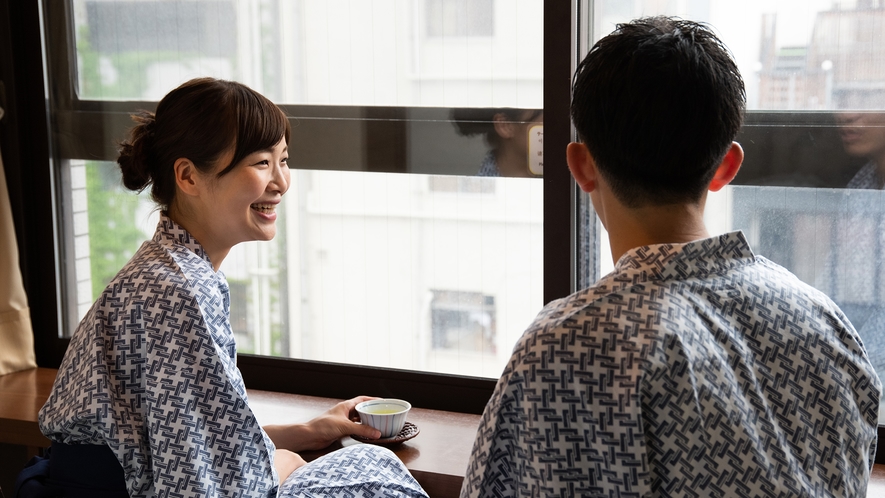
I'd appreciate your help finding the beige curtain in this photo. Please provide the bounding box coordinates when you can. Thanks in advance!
[0,105,37,375]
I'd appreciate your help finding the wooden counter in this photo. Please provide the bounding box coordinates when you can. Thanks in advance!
[0,367,54,448]
[5,367,885,497]
[249,390,478,496]
[0,368,477,497]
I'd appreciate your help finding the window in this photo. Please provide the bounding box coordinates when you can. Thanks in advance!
[6,0,884,435]
[37,0,546,403]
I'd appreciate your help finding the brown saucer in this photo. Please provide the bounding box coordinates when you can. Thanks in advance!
[351,421,419,445]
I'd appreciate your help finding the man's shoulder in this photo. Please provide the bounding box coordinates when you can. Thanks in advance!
[746,255,847,312]
[506,282,663,370]
[509,252,853,362]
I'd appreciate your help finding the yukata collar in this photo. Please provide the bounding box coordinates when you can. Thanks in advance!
[153,212,213,267]
[477,150,499,177]
[612,231,756,284]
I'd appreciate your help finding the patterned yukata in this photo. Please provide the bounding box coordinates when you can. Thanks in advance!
[40,214,427,498]
[847,160,884,190]
[477,151,499,177]
[462,231,881,498]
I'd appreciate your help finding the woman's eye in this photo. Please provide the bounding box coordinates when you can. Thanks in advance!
[281,157,289,164]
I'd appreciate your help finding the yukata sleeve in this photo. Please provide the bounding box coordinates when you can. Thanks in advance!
[460,364,528,498]
[462,319,651,497]
[139,292,277,498]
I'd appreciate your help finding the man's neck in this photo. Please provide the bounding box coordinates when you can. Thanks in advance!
[606,202,709,263]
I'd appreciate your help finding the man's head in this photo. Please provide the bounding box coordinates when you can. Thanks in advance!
[570,17,746,208]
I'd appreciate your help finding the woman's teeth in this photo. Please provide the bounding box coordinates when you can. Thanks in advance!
[251,204,275,214]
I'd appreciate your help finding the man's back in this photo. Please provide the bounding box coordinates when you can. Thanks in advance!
[461,232,880,497]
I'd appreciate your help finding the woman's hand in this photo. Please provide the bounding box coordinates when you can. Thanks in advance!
[273,448,306,484]
[264,396,383,452]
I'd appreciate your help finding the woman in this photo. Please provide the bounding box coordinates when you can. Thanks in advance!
[29,78,427,497]
[838,110,885,189]
[451,107,542,177]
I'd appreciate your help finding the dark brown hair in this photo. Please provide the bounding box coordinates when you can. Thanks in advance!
[117,77,290,209]
[452,108,542,148]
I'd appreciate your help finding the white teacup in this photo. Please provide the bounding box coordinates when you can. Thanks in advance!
[355,398,411,438]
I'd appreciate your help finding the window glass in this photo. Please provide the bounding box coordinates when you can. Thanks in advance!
[63,0,544,379]
[595,0,885,112]
[73,0,543,107]
[592,1,885,421]
[70,163,542,377]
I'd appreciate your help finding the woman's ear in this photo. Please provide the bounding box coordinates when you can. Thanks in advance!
[566,142,597,193]
[708,142,744,192]
[174,158,201,197]
[492,113,516,139]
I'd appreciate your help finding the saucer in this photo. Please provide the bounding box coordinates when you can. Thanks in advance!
[352,421,419,445]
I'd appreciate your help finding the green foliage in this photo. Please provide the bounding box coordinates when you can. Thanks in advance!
[76,24,202,100]
[85,161,146,298]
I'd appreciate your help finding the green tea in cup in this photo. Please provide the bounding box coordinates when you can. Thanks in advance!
[355,399,411,438]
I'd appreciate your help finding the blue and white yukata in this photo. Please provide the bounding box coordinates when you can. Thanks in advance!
[847,160,883,190]
[461,231,881,498]
[39,214,427,498]
[476,151,499,177]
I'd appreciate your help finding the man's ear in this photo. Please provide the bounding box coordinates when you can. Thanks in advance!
[173,158,201,197]
[566,142,597,193]
[708,142,744,192]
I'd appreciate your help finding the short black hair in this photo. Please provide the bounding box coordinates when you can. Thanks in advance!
[571,16,745,207]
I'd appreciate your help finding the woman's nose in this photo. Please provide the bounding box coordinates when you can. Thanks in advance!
[271,163,290,194]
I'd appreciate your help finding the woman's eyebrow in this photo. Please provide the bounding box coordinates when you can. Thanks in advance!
[256,145,288,154]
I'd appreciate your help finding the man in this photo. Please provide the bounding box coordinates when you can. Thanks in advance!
[461,17,880,498]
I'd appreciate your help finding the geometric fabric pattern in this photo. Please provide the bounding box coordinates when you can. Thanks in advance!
[847,160,879,189]
[461,231,881,498]
[40,215,425,497]
[477,151,499,177]
[280,444,428,497]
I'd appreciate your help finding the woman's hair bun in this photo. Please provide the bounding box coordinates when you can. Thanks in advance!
[117,110,156,192]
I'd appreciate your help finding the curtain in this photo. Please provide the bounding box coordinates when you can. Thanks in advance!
[0,105,36,375]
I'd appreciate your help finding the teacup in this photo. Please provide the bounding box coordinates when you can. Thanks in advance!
[356,398,411,438]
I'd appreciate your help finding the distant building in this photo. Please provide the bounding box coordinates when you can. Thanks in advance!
[758,1,885,110]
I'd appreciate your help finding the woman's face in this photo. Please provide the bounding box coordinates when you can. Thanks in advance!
[837,112,885,161]
[199,137,290,249]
